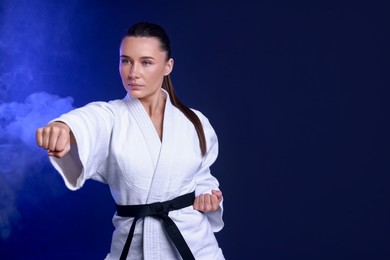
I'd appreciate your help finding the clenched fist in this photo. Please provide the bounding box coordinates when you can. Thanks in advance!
[193,190,223,212]
[36,121,75,158]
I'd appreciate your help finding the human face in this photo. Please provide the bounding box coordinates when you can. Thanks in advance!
[119,36,173,101]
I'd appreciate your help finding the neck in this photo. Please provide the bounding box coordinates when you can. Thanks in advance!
[139,89,166,117]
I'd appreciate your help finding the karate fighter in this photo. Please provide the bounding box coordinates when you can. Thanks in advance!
[36,22,225,259]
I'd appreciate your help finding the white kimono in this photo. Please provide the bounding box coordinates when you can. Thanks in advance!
[49,89,225,259]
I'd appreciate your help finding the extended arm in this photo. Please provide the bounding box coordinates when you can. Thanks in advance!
[36,101,115,190]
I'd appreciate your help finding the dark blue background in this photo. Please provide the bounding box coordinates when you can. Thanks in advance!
[0,1,389,259]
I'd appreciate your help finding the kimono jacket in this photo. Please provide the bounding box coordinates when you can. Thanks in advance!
[49,89,225,260]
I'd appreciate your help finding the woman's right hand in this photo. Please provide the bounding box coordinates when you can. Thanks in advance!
[36,121,74,158]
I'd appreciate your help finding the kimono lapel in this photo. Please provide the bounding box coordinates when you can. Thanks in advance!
[146,89,176,203]
[124,89,176,202]
[124,93,162,170]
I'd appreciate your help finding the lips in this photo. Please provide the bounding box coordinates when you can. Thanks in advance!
[128,83,143,88]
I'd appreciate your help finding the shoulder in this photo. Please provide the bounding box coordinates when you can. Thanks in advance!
[190,108,218,143]
[108,97,127,107]
[173,106,211,128]
[191,108,213,128]
[66,97,128,120]
[107,98,129,112]
[191,108,205,119]
[82,97,128,112]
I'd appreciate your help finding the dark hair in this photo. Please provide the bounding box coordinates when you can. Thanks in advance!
[124,22,207,156]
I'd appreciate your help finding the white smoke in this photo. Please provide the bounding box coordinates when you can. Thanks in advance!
[0,92,74,240]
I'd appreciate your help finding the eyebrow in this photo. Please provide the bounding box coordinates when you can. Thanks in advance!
[120,55,155,60]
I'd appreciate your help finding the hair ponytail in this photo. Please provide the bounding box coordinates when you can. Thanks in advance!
[162,75,207,156]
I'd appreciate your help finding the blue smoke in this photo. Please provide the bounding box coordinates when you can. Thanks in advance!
[0,93,74,240]
[0,0,77,240]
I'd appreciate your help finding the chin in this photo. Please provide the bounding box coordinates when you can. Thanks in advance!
[127,88,143,98]
[129,92,142,99]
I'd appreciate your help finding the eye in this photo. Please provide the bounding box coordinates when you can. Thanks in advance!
[142,60,152,66]
[121,58,131,64]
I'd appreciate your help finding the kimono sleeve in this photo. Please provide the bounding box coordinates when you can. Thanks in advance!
[49,101,115,191]
[193,110,224,232]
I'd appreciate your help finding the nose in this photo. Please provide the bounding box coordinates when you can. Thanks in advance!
[128,62,140,79]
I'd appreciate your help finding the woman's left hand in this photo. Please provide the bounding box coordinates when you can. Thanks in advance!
[193,190,222,212]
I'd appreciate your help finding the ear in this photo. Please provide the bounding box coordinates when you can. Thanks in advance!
[164,58,174,76]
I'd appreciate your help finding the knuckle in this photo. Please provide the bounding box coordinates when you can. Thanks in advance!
[51,126,60,134]
[43,127,51,135]
[59,128,68,135]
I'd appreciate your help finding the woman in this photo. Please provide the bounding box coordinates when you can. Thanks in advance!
[36,22,225,260]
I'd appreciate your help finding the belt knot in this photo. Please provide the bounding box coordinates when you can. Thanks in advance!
[154,202,169,216]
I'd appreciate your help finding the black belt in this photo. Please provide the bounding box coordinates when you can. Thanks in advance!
[116,191,196,260]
